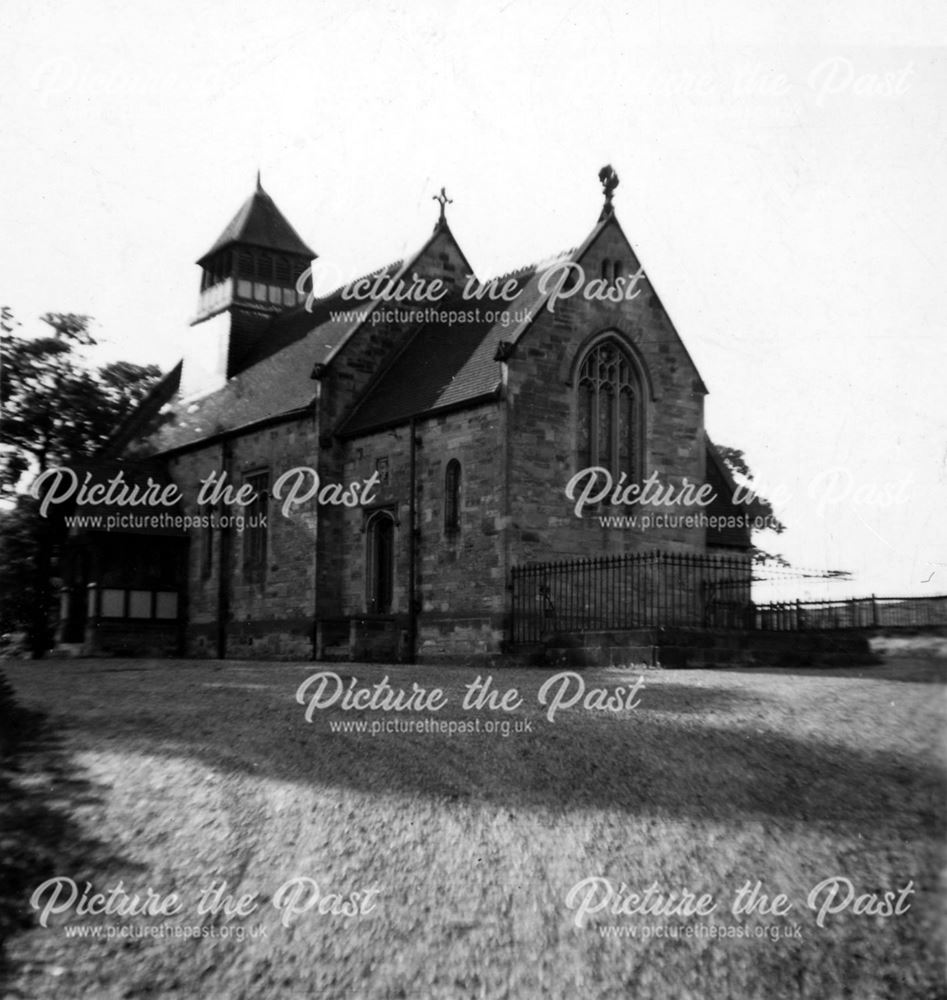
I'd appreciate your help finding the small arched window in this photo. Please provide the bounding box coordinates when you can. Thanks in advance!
[366,511,395,614]
[444,460,461,534]
[576,338,643,478]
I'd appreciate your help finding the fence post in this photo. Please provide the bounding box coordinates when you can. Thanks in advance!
[871,593,878,628]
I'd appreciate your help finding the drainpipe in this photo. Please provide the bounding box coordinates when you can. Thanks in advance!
[309,375,323,660]
[407,416,419,663]
[499,357,512,649]
[216,440,232,659]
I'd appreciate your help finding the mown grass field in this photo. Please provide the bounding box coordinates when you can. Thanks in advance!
[1,653,945,1000]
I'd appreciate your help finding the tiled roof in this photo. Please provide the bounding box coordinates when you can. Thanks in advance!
[198,181,315,264]
[150,341,319,452]
[149,248,579,452]
[235,259,404,372]
[133,210,712,461]
[337,300,498,435]
[148,270,407,453]
[339,254,572,436]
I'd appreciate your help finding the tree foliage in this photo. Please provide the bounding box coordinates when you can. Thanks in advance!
[0,309,163,650]
[1,311,161,492]
[715,444,789,567]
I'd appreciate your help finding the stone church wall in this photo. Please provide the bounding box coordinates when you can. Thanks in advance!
[335,401,506,661]
[168,412,320,659]
[506,226,709,568]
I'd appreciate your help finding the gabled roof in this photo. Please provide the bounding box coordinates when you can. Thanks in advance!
[237,218,475,375]
[338,253,571,437]
[499,213,708,395]
[197,176,315,265]
[337,297,498,435]
[148,249,455,453]
[338,209,713,436]
[234,258,405,373]
[143,208,710,455]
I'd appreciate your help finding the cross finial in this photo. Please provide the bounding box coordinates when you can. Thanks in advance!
[433,186,453,228]
[598,164,619,220]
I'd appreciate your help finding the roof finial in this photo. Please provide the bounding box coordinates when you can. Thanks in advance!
[432,186,453,230]
[598,164,619,221]
[255,169,263,192]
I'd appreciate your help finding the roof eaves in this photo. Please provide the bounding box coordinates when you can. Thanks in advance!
[153,401,316,459]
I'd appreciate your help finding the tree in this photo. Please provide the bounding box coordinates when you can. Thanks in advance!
[0,309,162,654]
[715,444,787,566]
[1,312,161,489]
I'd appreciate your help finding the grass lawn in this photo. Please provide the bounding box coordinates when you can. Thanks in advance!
[1,653,944,1000]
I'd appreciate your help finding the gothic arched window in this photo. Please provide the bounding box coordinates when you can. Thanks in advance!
[576,339,643,477]
[444,460,461,534]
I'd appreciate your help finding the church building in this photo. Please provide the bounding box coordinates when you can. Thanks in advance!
[62,168,749,662]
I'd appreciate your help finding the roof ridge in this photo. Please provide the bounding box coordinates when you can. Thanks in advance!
[308,257,406,306]
[483,247,576,285]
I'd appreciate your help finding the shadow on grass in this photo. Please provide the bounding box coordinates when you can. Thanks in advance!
[0,670,139,991]
[21,662,942,842]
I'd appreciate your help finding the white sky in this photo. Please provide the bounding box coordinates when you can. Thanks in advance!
[1,0,945,599]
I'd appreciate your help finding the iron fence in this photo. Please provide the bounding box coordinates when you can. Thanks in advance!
[753,595,947,631]
[509,551,947,644]
[510,550,752,644]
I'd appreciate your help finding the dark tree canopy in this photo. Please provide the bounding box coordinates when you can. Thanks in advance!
[715,444,788,567]
[0,311,161,492]
[0,308,163,649]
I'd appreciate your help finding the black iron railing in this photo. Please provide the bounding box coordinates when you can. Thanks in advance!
[510,551,752,644]
[753,595,947,631]
[509,552,947,644]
